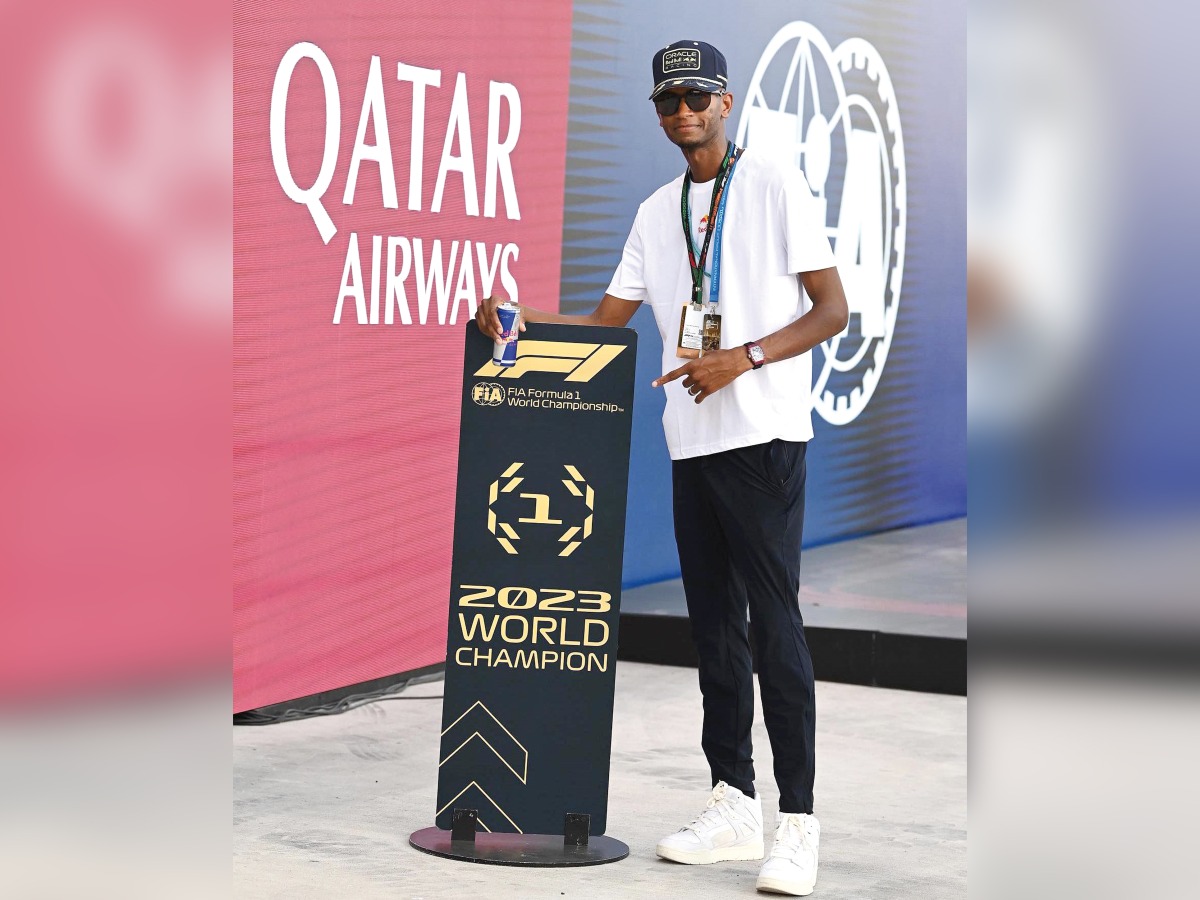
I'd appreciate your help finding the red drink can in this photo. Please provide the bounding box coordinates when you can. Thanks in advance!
[493,303,520,367]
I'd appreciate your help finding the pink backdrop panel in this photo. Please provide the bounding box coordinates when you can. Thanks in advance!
[234,0,571,712]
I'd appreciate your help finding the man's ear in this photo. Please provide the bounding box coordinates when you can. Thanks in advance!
[721,92,734,118]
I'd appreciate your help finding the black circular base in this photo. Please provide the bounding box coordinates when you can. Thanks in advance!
[409,827,629,867]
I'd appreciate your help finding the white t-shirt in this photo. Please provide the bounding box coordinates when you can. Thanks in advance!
[606,149,836,460]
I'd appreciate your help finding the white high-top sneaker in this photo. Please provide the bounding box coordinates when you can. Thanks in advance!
[756,812,820,895]
[655,781,765,865]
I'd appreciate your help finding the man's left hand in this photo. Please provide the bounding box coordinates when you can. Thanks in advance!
[652,347,752,403]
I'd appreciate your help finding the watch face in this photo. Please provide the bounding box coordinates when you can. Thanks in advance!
[748,344,765,364]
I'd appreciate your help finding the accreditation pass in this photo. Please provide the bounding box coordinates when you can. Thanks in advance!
[677,303,705,359]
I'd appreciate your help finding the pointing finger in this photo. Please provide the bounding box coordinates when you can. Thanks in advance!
[652,365,689,388]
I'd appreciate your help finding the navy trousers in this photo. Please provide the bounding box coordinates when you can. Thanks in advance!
[672,439,816,814]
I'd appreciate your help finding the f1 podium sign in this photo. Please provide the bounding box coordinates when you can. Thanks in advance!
[411,322,636,866]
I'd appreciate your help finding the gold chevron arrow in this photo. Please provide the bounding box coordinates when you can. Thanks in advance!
[436,780,521,834]
[439,700,528,785]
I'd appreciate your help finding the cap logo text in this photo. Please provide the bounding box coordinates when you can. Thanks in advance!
[662,48,701,72]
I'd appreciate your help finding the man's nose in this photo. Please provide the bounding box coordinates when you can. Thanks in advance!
[669,98,696,118]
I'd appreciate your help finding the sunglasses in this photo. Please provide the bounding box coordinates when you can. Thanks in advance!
[652,89,723,117]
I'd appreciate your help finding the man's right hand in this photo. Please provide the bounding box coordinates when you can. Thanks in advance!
[475,295,524,341]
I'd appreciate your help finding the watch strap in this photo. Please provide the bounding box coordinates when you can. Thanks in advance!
[744,341,765,370]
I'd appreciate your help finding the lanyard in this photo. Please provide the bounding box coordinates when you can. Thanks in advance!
[681,142,742,307]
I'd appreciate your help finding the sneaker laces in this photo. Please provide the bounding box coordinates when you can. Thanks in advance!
[683,781,734,834]
[770,814,814,861]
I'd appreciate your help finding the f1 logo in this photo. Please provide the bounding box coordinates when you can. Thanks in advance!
[475,340,625,382]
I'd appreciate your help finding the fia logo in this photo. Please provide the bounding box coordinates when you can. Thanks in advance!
[472,382,506,407]
[736,23,906,426]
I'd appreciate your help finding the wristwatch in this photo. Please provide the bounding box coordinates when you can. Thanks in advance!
[744,341,765,370]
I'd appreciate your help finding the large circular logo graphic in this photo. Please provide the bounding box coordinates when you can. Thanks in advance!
[736,23,906,426]
[487,463,595,558]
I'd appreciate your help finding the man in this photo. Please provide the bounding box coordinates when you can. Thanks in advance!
[476,39,848,897]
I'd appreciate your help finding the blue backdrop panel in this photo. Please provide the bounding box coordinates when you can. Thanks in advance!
[559,0,966,587]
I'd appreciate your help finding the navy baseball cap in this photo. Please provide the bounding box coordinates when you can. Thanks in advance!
[649,40,728,100]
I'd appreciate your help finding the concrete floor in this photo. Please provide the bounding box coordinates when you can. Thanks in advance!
[622,519,968,639]
[234,663,966,899]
